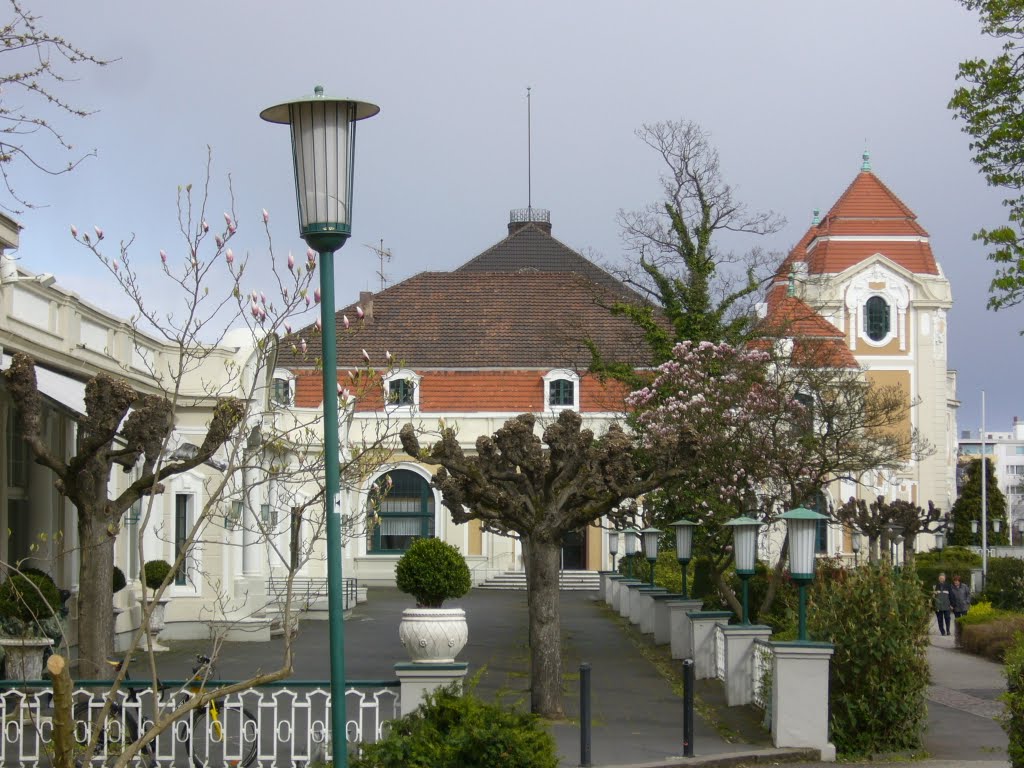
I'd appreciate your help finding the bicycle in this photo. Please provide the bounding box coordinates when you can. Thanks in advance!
[73,654,259,768]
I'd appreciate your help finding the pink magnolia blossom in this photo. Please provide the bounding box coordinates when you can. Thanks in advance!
[361,349,370,363]
[160,250,167,264]
[314,288,321,304]
[111,261,119,272]
[284,323,292,335]
[305,296,311,308]
[224,212,233,227]
[70,225,78,238]
[215,234,224,248]
[226,249,234,265]
[306,248,316,263]
[287,252,295,271]
[202,220,209,233]
[315,318,322,332]
[262,209,270,224]
[343,315,350,329]
[300,339,308,354]
[94,226,104,240]
[356,305,365,320]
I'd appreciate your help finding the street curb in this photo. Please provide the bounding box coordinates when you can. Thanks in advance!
[592,746,820,767]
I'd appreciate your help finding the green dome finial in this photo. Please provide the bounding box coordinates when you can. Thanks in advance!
[787,265,797,297]
[861,149,871,172]
[812,208,820,225]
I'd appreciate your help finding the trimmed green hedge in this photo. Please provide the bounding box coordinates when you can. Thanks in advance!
[1003,633,1024,767]
[351,682,557,768]
[395,538,471,608]
[809,564,929,755]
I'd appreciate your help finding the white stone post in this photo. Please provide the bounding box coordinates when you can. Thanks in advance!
[668,599,704,659]
[770,642,836,762]
[637,588,666,633]
[689,611,732,679]
[620,582,646,618]
[650,594,685,645]
[394,662,469,716]
[722,625,772,706]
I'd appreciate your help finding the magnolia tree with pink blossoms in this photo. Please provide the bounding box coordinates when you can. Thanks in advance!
[626,338,921,619]
[4,165,407,767]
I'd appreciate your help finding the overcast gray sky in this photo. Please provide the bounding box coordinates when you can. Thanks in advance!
[7,1,1011,435]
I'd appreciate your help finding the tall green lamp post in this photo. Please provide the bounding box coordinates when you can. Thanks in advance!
[624,527,640,578]
[669,518,696,598]
[640,526,662,588]
[608,529,619,572]
[724,516,761,625]
[261,86,379,766]
[781,506,828,642]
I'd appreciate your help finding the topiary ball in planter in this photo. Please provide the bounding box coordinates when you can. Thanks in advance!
[0,573,61,637]
[396,538,471,608]
[112,566,127,594]
[142,560,173,592]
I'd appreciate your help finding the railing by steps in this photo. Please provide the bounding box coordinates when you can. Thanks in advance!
[753,639,774,710]
[476,570,600,591]
[0,677,398,767]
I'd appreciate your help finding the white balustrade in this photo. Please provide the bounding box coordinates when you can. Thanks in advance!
[0,681,400,767]
[714,624,726,681]
[752,639,773,710]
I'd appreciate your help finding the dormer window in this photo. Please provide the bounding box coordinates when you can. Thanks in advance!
[864,296,891,342]
[383,369,420,410]
[270,369,295,408]
[543,369,580,411]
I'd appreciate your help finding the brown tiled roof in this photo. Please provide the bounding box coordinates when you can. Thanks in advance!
[277,270,652,370]
[758,286,858,368]
[805,240,937,276]
[456,222,630,293]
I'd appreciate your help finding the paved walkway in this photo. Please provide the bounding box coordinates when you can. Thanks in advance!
[121,589,1013,767]
[131,588,799,766]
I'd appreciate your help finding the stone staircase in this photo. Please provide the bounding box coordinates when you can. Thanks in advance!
[476,570,600,591]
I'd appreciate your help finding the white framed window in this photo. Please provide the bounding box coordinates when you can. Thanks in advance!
[270,368,295,408]
[543,369,580,411]
[383,369,420,411]
[863,295,893,344]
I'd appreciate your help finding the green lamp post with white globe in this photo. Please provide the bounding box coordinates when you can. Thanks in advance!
[261,86,379,767]
[669,518,697,598]
[724,516,761,625]
[781,506,829,642]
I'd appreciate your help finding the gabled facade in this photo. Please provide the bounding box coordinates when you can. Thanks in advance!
[280,210,649,584]
[766,154,958,551]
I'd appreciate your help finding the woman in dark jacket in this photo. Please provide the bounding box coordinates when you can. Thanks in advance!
[933,572,953,636]
[950,573,972,619]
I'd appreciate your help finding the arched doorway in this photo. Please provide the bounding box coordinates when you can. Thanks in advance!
[366,469,435,554]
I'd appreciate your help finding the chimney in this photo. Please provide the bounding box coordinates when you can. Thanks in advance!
[508,207,552,236]
[359,291,374,323]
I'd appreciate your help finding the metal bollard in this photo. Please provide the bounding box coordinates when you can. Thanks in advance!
[682,657,694,757]
[580,662,592,767]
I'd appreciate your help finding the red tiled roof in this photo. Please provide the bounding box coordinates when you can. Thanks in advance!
[757,287,858,368]
[777,170,938,277]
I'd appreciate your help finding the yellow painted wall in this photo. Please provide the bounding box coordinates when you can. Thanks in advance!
[468,518,482,556]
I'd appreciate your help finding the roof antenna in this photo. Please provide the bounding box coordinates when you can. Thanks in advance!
[363,239,392,291]
[527,86,533,217]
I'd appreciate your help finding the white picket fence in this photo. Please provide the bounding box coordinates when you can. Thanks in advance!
[0,680,400,767]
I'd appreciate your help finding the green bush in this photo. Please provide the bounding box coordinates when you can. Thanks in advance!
[984,558,1024,612]
[112,566,127,594]
[395,538,471,608]
[1004,633,1024,767]
[142,560,173,591]
[0,573,61,637]
[808,564,930,755]
[690,557,718,602]
[351,682,557,768]
[619,550,686,592]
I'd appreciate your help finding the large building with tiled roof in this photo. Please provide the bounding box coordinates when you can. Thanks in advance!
[766,153,958,549]
[278,209,648,584]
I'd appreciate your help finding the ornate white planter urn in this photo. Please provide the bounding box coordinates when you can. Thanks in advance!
[144,597,171,652]
[0,637,54,680]
[398,608,468,663]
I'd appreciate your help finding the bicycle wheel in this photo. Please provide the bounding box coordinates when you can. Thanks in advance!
[72,700,151,766]
[190,704,258,768]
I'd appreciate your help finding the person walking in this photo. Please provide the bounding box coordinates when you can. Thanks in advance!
[933,572,953,636]
[950,573,972,620]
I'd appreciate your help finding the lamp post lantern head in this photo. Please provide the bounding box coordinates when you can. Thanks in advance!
[623,528,640,556]
[669,518,697,563]
[994,519,1002,534]
[724,516,761,576]
[781,506,828,581]
[935,532,945,549]
[607,530,619,557]
[972,519,979,535]
[640,527,662,562]
[260,86,380,254]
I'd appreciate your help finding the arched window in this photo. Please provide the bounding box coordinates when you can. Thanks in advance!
[543,369,580,411]
[270,368,295,408]
[367,469,434,554]
[383,369,420,411]
[864,296,890,342]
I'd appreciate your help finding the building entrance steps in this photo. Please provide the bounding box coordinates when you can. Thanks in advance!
[477,569,601,590]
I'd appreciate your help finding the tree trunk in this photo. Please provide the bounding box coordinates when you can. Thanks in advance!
[77,509,115,679]
[524,535,564,718]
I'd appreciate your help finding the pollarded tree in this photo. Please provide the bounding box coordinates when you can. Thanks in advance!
[835,496,944,564]
[949,458,1009,546]
[949,0,1024,310]
[399,411,689,718]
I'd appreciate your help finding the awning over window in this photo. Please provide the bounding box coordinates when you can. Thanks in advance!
[1,353,87,416]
